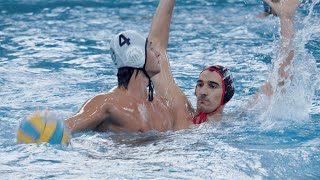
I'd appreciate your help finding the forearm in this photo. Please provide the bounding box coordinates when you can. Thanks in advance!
[148,0,175,50]
[150,0,178,98]
[257,0,299,96]
[66,107,112,134]
[65,116,95,134]
[277,16,295,84]
[280,18,294,40]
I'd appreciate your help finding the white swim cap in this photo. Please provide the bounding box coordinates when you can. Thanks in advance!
[110,30,147,69]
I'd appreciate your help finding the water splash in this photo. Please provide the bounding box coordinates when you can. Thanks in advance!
[256,1,320,130]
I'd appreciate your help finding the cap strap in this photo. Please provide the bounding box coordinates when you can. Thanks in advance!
[142,38,154,102]
[193,67,225,124]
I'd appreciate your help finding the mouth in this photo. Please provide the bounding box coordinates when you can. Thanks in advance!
[198,99,207,104]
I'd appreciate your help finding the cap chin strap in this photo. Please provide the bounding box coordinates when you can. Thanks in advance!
[142,69,154,101]
[192,104,222,124]
[142,38,154,102]
[192,67,225,124]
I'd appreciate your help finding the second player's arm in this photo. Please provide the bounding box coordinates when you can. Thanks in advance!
[260,0,299,96]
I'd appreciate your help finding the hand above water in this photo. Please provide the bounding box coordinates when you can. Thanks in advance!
[264,0,300,19]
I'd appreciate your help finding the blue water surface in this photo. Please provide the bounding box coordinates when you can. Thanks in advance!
[0,0,320,179]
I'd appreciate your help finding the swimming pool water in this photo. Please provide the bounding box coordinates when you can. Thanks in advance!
[0,0,320,179]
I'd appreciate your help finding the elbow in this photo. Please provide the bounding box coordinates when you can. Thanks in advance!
[260,82,273,96]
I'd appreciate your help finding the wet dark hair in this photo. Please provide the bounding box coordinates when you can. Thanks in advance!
[117,67,141,89]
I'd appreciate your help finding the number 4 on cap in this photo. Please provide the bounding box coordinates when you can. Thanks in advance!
[119,34,131,47]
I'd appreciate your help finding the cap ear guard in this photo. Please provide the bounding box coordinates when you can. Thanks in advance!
[223,71,234,104]
[126,46,144,67]
[216,66,234,104]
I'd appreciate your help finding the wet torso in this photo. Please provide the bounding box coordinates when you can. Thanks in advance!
[96,89,175,132]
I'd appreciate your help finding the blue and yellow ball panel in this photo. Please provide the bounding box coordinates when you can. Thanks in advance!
[17,114,70,145]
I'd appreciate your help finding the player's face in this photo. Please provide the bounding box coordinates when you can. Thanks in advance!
[195,70,223,113]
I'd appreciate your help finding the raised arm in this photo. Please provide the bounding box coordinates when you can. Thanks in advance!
[260,0,300,96]
[149,0,193,129]
[148,0,178,95]
[148,0,174,51]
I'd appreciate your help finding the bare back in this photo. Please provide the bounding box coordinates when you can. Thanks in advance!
[97,89,175,132]
[65,88,175,133]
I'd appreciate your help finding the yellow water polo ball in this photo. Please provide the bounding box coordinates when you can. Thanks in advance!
[17,113,70,144]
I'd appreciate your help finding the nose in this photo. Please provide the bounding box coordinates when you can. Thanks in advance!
[198,85,208,97]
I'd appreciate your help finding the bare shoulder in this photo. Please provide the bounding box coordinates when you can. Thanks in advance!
[81,93,113,109]
[65,92,118,133]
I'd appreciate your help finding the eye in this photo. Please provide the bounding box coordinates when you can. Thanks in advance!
[197,82,203,87]
[208,83,218,89]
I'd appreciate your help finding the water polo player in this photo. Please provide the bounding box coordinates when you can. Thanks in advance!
[191,0,299,124]
[19,0,192,141]
[151,0,299,125]
[92,0,298,128]
[19,0,300,142]
[64,0,192,133]
[193,66,235,124]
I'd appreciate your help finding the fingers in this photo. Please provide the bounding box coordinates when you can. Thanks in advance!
[264,0,278,17]
[264,0,274,9]
[271,9,278,17]
[264,0,280,10]
[256,12,268,19]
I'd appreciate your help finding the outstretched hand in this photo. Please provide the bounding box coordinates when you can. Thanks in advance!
[264,0,300,18]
